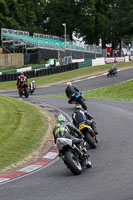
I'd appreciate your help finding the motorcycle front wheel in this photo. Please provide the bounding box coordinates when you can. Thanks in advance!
[24,88,29,98]
[86,157,92,168]
[30,90,33,94]
[65,151,82,175]
[18,89,22,97]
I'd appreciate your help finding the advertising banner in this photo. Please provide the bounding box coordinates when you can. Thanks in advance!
[129,56,133,61]
[115,57,125,62]
[105,58,115,63]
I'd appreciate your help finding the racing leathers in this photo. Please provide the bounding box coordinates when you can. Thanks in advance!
[53,121,83,144]
[16,74,27,89]
[65,85,79,103]
[109,64,117,74]
[53,121,87,154]
[72,108,99,135]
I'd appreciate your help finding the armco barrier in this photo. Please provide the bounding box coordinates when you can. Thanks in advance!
[0,63,78,82]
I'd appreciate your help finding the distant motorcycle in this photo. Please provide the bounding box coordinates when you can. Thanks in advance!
[107,69,118,78]
[29,80,36,95]
[18,80,29,98]
[68,92,87,110]
[56,137,92,175]
[78,122,97,149]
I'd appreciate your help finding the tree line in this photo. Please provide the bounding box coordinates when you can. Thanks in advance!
[0,0,133,50]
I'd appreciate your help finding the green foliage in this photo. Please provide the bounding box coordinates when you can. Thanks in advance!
[0,0,133,49]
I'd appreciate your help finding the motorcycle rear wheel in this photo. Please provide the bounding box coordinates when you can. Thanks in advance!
[107,73,110,78]
[78,97,87,110]
[84,131,97,149]
[65,151,82,175]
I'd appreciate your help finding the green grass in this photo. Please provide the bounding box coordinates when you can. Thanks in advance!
[83,80,133,100]
[0,66,20,72]
[0,64,40,72]
[41,80,133,101]
[0,62,133,91]
[0,96,48,170]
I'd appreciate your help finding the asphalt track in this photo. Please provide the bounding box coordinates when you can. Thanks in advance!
[0,68,133,200]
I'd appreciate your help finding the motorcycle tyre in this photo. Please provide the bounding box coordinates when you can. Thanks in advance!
[24,88,29,98]
[86,157,92,168]
[29,90,33,95]
[84,131,97,149]
[78,97,87,110]
[18,90,22,98]
[107,73,110,78]
[64,151,82,175]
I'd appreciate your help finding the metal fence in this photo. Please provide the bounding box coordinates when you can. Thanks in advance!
[1,28,102,54]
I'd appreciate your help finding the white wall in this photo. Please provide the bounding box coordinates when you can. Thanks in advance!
[92,57,105,66]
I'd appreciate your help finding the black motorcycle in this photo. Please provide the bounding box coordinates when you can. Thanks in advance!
[56,137,92,175]
[107,69,118,78]
[68,92,87,110]
[78,122,97,149]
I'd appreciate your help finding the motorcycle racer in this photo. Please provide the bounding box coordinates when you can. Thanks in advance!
[72,105,99,135]
[65,82,79,104]
[53,114,88,155]
[16,72,27,89]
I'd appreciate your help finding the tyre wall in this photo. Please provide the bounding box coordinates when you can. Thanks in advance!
[0,63,78,82]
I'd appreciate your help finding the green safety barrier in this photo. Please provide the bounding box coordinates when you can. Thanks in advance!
[78,58,92,68]
[2,69,17,75]
[32,64,46,70]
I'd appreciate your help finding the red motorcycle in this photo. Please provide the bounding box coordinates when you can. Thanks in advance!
[18,80,29,98]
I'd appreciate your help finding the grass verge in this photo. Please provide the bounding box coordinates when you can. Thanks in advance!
[0,96,48,170]
[83,80,133,100]
[0,62,133,91]
[41,80,133,101]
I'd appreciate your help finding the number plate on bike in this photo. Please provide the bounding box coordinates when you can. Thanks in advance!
[79,124,84,130]
[79,124,92,130]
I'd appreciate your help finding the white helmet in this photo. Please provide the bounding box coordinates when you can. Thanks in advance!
[32,80,35,83]
[66,82,72,86]
[75,104,82,110]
